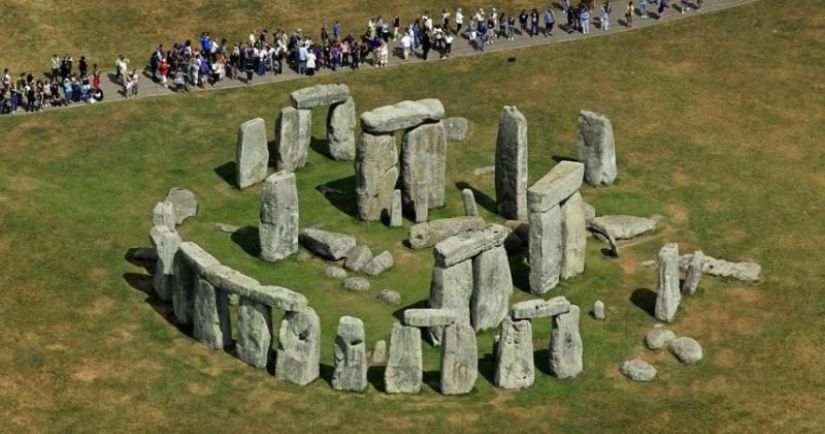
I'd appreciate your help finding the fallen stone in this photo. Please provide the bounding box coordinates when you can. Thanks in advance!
[511,297,571,319]
[444,117,470,141]
[327,97,357,160]
[682,250,704,295]
[355,131,398,221]
[561,192,587,280]
[213,222,240,233]
[471,245,512,332]
[669,337,703,365]
[495,106,529,220]
[385,322,423,393]
[435,223,510,267]
[362,251,394,277]
[588,218,619,256]
[149,225,181,302]
[462,189,479,216]
[164,187,198,225]
[526,161,585,213]
[440,322,478,395]
[621,359,657,382]
[679,253,761,283]
[593,300,605,320]
[494,317,534,390]
[371,340,387,364]
[324,266,348,280]
[645,327,677,350]
[577,110,617,186]
[528,204,562,294]
[655,243,682,323]
[276,306,321,386]
[473,166,495,176]
[428,259,473,345]
[332,316,368,392]
[193,277,232,350]
[360,99,445,133]
[290,83,350,109]
[390,189,403,228]
[299,228,357,260]
[260,171,299,262]
[404,308,457,327]
[549,305,583,379]
[590,215,657,240]
[343,277,371,292]
[236,297,272,369]
[377,289,401,305]
[274,106,310,172]
[236,117,269,189]
[408,216,486,249]
[344,246,373,272]
[400,121,447,221]
[582,202,596,222]
[152,201,176,230]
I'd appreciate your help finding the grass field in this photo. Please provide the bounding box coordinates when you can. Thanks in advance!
[1,0,824,432]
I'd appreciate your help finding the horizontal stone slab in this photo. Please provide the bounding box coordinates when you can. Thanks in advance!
[408,216,487,250]
[435,224,510,267]
[290,84,350,109]
[512,296,571,319]
[404,308,457,327]
[203,264,307,311]
[527,161,585,213]
[178,242,221,275]
[299,228,357,260]
[360,99,445,133]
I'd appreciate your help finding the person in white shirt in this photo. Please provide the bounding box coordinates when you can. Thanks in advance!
[401,33,412,60]
[455,8,464,33]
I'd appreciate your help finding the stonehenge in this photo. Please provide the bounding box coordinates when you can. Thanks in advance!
[332,316,368,392]
[682,250,705,295]
[276,306,321,386]
[299,228,357,260]
[577,110,617,186]
[495,106,529,220]
[354,131,398,221]
[259,171,299,262]
[495,316,534,389]
[236,117,269,189]
[152,201,176,230]
[440,321,479,394]
[408,216,486,249]
[149,225,181,302]
[400,120,447,222]
[385,322,423,394]
[164,187,197,224]
[236,298,272,369]
[462,189,479,216]
[274,106,311,171]
[655,243,682,323]
[549,305,584,379]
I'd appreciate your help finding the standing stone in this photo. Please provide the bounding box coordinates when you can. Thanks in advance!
[327,97,356,160]
[152,201,176,230]
[259,171,299,262]
[193,277,232,350]
[577,110,617,186]
[549,305,583,379]
[440,322,478,395]
[443,116,470,142]
[355,132,398,221]
[164,187,198,224]
[344,245,373,272]
[274,107,311,172]
[428,259,474,345]
[363,251,394,276]
[171,252,195,325]
[390,189,403,228]
[682,250,704,296]
[494,317,534,389]
[149,225,181,302]
[236,117,269,189]
[462,189,478,216]
[371,340,387,364]
[385,322,423,394]
[332,316,368,392]
[495,106,528,220]
[655,243,682,323]
[236,297,272,369]
[276,307,321,386]
[561,192,587,280]
[471,245,512,332]
[400,121,447,222]
[528,205,563,294]
[593,300,605,320]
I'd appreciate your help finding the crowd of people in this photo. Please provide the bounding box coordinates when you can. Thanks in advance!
[1,0,705,115]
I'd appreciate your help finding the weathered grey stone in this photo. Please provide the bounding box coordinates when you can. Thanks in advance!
[528,205,563,294]
[377,289,401,304]
[360,99,445,133]
[444,117,470,142]
[645,327,677,350]
[332,316,368,392]
[259,171,299,262]
[343,277,371,292]
[440,322,478,395]
[390,189,403,228]
[274,106,311,172]
[228,293,240,306]
[582,202,596,222]
[494,317,534,389]
[201,263,307,311]
[178,242,220,275]
[590,215,657,240]
[682,250,704,295]
[435,223,510,267]
[588,218,619,256]
[324,266,348,280]
[193,277,232,350]
[621,359,657,382]
[577,110,617,186]
[400,121,447,221]
[344,245,373,272]
[171,251,195,325]
[213,222,240,233]
[385,323,423,394]
[669,337,703,364]
[404,308,457,327]
[299,228,357,260]
[152,201,176,230]
[327,97,356,160]
[471,245,512,332]
[355,132,398,221]
[655,243,682,323]
[473,166,495,176]
[428,259,473,345]
[371,340,387,364]
[290,83,350,109]
[408,216,487,249]
[462,189,479,216]
[526,161,585,213]
[363,251,394,276]
[561,192,587,280]
[593,300,605,320]
[149,226,181,302]
[495,106,529,220]
[512,296,571,320]
[679,253,761,283]
[549,305,583,379]
[236,297,272,369]
[236,117,269,189]
[275,307,321,386]
[164,187,197,224]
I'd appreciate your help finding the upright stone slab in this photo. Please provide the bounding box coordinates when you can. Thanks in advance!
[385,322,423,394]
[462,189,478,216]
[275,106,311,172]
[276,306,321,386]
[471,245,512,332]
[390,189,403,228]
[561,192,587,280]
[495,316,534,389]
[355,132,398,221]
[440,322,478,395]
[193,277,232,350]
[152,201,176,230]
[149,225,181,302]
[327,97,356,160]
[577,110,617,186]
[236,117,269,189]
[655,243,682,323]
[528,205,563,294]
[171,251,195,325]
[549,305,583,379]
[259,171,299,262]
[428,258,474,345]
[332,316,368,392]
[236,297,272,369]
[682,250,704,296]
[495,106,528,220]
[401,121,448,221]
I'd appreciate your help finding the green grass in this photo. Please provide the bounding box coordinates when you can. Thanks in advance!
[1,1,825,432]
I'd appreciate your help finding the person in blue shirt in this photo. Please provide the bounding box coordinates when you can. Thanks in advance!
[476,22,487,51]
[333,21,341,40]
[580,6,591,34]
[639,0,648,18]
[297,44,308,75]
[544,8,555,36]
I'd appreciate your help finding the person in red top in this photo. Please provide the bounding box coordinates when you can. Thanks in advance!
[92,64,101,90]
[159,57,170,88]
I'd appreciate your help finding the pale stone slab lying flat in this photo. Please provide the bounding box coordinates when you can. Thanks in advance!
[404,308,457,327]
[527,161,585,213]
[512,297,571,319]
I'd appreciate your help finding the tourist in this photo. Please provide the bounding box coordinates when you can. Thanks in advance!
[306,48,316,75]
[580,5,591,34]
[519,10,529,36]
[658,0,667,19]
[115,55,129,85]
[681,0,689,13]
[401,32,412,59]
[455,8,464,34]
[297,43,308,75]
[421,29,431,61]
[562,0,571,19]
[602,2,612,31]
[245,49,255,82]
[626,1,634,27]
[530,9,540,36]
[392,16,400,40]
[544,7,555,36]
[443,31,454,58]
[476,22,487,51]
[508,14,516,40]
[92,64,101,89]
[50,54,60,79]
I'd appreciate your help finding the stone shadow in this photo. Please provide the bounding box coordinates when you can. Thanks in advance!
[318,176,360,219]
[367,365,386,392]
[423,370,441,393]
[121,271,193,337]
[319,363,336,387]
[391,299,429,323]
[214,161,237,187]
[124,247,155,274]
[309,136,333,160]
[630,287,657,318]
[534,348,552,376]
[552,155,580,164]
[231,225,261,257]
[509,251,531,293]
[455,181,497,215]
[478,352,496,385]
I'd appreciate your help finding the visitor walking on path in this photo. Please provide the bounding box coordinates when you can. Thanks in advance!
[544,8,555,36]
[639,0,648,18]
[580,6,592,34]
[626,1,634,27]
[601,2,612,31]
[658,0,668,19]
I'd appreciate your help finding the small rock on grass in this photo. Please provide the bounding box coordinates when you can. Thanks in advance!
[593,300,605,320]
[377,289,401,304]
[325,266,348,280]
[621,359,657,382]
[669,337,703,364]
[645,327,676,350]
[343,277,371,292]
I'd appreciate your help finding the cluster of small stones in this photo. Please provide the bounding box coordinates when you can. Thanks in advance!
[298,229,395,280]
[625,326,704,381]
